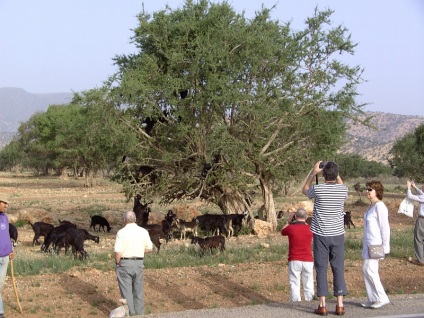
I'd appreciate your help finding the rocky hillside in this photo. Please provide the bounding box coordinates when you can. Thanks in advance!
[0,87,72,132]
[340,112,424,164]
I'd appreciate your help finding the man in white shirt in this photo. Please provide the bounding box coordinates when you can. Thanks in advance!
[407,181,424,266]
[114,211,153,315]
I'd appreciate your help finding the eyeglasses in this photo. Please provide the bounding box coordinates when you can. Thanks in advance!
[366,188,374,192]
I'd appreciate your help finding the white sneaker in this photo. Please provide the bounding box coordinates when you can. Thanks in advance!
[361,302,373,308]
[370,301,390,309]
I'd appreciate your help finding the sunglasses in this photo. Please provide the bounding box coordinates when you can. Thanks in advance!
[366,188,374,192]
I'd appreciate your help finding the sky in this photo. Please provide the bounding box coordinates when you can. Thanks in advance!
[0,0,423,116]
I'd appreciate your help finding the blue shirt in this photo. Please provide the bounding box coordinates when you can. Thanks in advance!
[0,213,12,257]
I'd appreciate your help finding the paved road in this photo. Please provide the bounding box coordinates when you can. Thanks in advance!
[133,294,424,318]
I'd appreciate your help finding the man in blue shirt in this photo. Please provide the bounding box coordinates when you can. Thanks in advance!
[0,193,14,318]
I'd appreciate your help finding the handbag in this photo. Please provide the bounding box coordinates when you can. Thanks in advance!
[368,244,385,259]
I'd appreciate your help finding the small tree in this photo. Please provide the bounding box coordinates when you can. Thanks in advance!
[389,123,424,182]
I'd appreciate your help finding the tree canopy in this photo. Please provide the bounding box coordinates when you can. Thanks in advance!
[109,0,366,228]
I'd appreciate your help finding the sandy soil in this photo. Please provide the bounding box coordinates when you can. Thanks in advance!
[1,174,423,318]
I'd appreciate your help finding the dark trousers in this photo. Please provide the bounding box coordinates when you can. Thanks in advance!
[313,234,347,297]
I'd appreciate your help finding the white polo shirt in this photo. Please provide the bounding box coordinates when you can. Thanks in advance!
[114,223,153,257]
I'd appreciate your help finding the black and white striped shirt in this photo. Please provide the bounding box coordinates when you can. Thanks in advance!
[307,183,348,236]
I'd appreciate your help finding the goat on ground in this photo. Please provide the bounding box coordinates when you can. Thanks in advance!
[141,212,178,239]
[191,235,226,256]
[195,214,228,237]
[42,223,77,252]
[55,228,99,256]
[174,218,198,240]
[344,211,355,229]
[89,215,112,232]
[29,221,54,246]
[55,227,89,260]
[59,219,75,225]
[9,223,18,247]
[222,211,249,237]
[146,228,170,255]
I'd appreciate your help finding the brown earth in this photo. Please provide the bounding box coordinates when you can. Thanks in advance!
[1,173,424,318]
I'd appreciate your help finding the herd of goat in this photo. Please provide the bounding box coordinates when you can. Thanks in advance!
[8,196,356,260]
[8,208,250,260]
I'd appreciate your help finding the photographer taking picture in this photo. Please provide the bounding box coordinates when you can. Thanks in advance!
[302,161,348,316]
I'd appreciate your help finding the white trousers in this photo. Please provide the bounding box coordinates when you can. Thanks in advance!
[288,260,314,302]
[362,258,389,303]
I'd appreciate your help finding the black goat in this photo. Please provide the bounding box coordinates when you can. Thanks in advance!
[42,223,77,252]
[29,221,54,246]
[195,214,228,237]
[191,235,226,256]
[59,219,75,225]
[54,227,88,260]
[55,228,99,256]
[344,211,356,229]
[133,194,152,226]
[276,210,285,219]
[9,223,18,247]
[89,215,112,232]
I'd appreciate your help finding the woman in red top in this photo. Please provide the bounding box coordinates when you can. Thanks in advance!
[281,208,314,302]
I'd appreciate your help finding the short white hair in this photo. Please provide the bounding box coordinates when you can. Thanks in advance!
[124,211,136,223]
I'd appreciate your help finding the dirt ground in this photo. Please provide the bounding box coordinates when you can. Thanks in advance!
[1,174,424,318]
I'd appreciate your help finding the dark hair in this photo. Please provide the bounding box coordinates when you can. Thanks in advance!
[366,180,384,200]
[322,161,339,181]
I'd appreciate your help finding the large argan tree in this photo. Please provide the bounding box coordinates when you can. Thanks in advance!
[110,0,365,229]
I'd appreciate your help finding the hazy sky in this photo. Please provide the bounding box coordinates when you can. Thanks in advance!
[1,0,423,116]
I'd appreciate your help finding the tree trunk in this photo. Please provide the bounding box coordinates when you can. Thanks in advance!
[60,167,69,179]
[259,178,277,231]
[84,167,94,188]
[217,190,246,214]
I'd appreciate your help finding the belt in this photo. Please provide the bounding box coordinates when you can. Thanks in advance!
[419,216,424,219]
[121,257,143,260]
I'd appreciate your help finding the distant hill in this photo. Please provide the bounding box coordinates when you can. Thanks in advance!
[0,87,73,133]
[0,88,423,163]
[340,112,424,164]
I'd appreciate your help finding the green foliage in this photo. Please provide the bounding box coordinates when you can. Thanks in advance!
[13,219,27,227]
[11,254,82,276]
[335,153,392,179]
[0,137,26,171]
[111,1,367,219]
[389,123,424,182]
[389,228,415,258]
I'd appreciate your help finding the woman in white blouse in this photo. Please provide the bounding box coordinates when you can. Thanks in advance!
[362,180,391,309]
